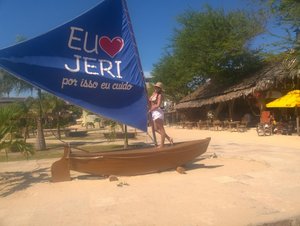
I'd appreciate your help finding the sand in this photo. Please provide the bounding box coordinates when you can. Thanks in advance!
[0,126,300,226]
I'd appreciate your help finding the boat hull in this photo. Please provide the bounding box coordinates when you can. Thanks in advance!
[51,138,211,182]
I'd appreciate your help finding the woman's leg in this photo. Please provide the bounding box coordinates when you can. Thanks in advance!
[155,119,165,148]
[159,122,173,144]
[154,119,173,147]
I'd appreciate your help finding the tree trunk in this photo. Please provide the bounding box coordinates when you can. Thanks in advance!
[35,89,46,151]
[23,126,29,142]
[57,116,61,140]
[35,117,46,150]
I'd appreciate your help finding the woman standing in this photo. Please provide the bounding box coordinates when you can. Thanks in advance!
[148,82,173,148]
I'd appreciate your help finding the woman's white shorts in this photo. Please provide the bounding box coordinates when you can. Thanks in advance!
[151,108,164,121]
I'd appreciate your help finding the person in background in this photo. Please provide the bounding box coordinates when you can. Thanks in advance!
[148,82,173,148]
[269,112,278,133]
[207,110,214,123]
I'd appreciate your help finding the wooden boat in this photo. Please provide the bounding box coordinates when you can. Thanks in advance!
[51,138,211,182]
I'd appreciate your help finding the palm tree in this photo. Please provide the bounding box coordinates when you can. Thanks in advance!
[0,65,34,98]
[20,90,47,151]
[0,69,18,97]
[0,35,46,150]
[0,104,34,160]
[41,93,71,140]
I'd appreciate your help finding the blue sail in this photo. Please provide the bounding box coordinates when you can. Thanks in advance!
[0,0,148,131]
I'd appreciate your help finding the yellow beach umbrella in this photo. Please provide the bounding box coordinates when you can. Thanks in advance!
[266,90,300,135]
[266,90,300,108]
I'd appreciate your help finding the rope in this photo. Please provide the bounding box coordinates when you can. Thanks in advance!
[146,131,157,146]
[49,129,69,146]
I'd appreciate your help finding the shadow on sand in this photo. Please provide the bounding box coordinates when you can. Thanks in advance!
[0,156,222,197]
[75,174,107,181]
[185,163,223,171]
[0,167,50,197]
[179,156,224,172]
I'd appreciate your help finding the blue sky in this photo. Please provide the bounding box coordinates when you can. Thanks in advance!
[0,0,285,78]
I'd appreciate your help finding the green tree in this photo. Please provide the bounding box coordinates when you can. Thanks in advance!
[264,0,300,28]
[0,69,19,97]
[257,0,300,86]
[152,6,265,101]
[152,54,190,102]
[21,92,74,151]
[41,92,74,140]
[13,100,35,142]
[20,90,47,151]
[0,104,34,160]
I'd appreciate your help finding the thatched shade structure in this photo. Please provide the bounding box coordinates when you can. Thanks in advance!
[175,58,299,110]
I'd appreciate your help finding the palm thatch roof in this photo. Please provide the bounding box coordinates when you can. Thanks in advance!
[175,58,299,110]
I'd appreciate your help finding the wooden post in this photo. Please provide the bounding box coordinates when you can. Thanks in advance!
[296,107,299,136]
[296,116,299,135]
[228,99,235,120]
[124,125,128,149]
[215,102,224,119]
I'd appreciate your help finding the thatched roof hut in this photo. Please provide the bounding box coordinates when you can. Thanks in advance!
[175,58,299,110]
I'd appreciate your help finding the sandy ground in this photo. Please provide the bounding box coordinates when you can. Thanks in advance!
[0,126,300,226]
